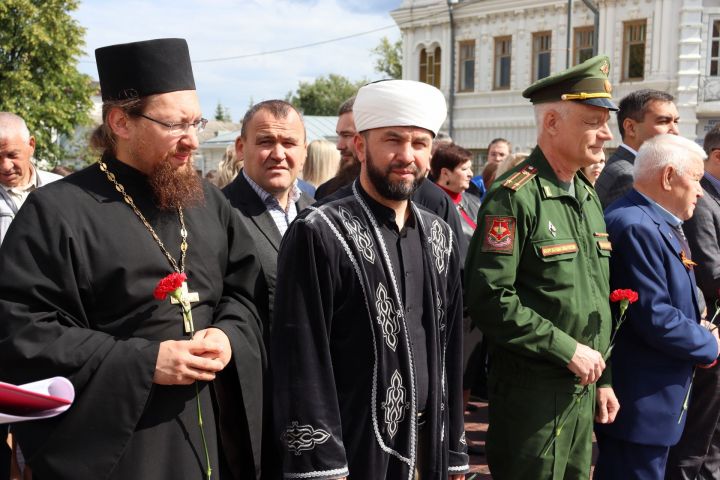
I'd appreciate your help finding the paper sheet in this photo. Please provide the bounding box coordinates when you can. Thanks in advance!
[0,377,75,424]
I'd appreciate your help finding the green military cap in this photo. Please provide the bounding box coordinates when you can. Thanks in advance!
[522,54,618,111]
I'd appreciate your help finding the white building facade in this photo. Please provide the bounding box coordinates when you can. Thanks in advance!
[391,0,720,162]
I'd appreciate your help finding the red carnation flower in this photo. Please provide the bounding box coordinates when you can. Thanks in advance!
[610,289,639,304]
[153,272,187,301]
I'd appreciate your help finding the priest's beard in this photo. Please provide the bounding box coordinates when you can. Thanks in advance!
[148,154,205,210]
[365,150,425,201]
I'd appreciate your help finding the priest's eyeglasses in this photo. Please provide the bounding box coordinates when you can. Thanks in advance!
[136,113,208,136]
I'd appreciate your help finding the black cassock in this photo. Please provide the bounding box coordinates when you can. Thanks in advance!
[272,182,469,479]
[0,156,266,480]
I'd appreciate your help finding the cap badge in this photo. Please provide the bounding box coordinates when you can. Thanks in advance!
[600,61,610,76]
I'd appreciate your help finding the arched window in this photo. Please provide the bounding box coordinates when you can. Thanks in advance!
[419,46,441,88]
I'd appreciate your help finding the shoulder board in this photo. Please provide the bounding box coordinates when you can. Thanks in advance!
[502,165,538,192]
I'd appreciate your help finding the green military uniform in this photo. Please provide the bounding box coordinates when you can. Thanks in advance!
[464,55,616,479]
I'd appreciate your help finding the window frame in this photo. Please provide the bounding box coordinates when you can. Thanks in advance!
[573,26,595,66]
[532,31,552,82]
[458,40,476,92]
[710,18,720,76]
[622,20,647,82]
[493,36,512,90]
[419,46,442,88]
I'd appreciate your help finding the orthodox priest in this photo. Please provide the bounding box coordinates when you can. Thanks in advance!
[0,39,265,479]
[271,80,469,479]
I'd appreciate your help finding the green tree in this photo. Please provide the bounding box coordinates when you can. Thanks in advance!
[213,101,232,122]
[371,36,402,79]
[287,74,365,116]
[0,0,94,164]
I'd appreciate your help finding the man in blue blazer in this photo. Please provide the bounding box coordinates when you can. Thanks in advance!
[595,133,720,479]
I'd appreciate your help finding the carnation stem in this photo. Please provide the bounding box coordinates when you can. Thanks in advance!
[539,308,629,458]
[187,311,211,479]
[541,386,588,456]
[196,382,212,479]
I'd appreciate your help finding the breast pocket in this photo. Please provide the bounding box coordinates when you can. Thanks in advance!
[531,237,579,289]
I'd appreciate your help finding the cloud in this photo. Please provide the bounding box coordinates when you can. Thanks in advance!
[73,0,400,120]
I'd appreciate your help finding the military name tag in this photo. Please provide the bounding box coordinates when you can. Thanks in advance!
[481,216,516,254]
[597,241,612,251]
[540,243,578,257]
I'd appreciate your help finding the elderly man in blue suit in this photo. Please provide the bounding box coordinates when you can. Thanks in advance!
[594,133,720,480]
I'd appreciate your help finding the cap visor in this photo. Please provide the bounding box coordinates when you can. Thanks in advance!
[580,97,618,111]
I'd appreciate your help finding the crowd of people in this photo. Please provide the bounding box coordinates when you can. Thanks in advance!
[0,36,718,480]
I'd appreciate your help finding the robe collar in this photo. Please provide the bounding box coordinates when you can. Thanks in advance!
[355,180,417,234]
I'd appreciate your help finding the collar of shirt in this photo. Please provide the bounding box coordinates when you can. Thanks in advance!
[3,165,37,196]
[636,190,683,228]
[705,171,720,195]
[242,169,301,213]
[619,143,639,157]
[355,180,416,234]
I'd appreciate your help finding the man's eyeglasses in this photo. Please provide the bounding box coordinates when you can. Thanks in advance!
[136,113,208,136]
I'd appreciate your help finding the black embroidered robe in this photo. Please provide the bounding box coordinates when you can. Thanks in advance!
[271,182,469,479]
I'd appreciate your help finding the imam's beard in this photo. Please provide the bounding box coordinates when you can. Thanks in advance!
[365,150,424,201]
[148,153,205,210]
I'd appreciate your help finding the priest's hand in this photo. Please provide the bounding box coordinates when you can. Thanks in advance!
[193,327,232,367]
[567,342,605,386]
[595,386,620,424]
[449,475,465,479]
[153,338,226,385]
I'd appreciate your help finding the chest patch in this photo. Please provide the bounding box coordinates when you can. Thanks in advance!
[481,215,516,254]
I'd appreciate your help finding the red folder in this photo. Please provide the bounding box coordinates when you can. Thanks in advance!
[0,381,72,416]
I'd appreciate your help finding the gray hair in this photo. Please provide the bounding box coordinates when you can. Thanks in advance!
[0,112,31,142]
[634,134,706,183]
[533,102,571,135]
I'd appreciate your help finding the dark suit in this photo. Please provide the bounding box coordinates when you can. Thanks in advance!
[595,189,718,479]
[667,176,720,479]
[596,144,636,210]
[222,170,313,480]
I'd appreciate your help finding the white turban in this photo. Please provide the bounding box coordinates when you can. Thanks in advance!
[353,80,447,136]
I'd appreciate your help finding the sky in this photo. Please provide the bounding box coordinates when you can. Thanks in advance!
[72,0,404,122]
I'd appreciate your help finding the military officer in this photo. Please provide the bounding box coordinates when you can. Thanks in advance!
[465,55,617,479]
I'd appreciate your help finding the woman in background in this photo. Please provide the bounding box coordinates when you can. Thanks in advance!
[303,139,340,189]
[431,143,481,242]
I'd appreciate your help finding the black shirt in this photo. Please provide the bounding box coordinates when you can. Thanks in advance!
[359,186,429,411]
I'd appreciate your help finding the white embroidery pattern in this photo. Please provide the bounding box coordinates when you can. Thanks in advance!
[339,206,376,264]
[353,184,417,478]
[285,466,350,479]
[460,431,467,445]
[382,370,409,438]
[283,421,331,456]
[436,292,445,331]
[376,283,402,352]
[310,205,411,467]
[429,220,448,274]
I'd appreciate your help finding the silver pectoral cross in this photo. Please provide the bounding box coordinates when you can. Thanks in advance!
[171,281,199,333]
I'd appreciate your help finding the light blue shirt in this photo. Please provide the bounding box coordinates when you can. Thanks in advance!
[636,190,683,228]
[242,169,301,237]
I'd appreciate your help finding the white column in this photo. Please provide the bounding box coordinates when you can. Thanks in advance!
[677,0,703,139]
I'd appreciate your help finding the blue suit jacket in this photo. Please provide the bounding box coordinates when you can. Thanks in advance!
[597,189,718,446]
